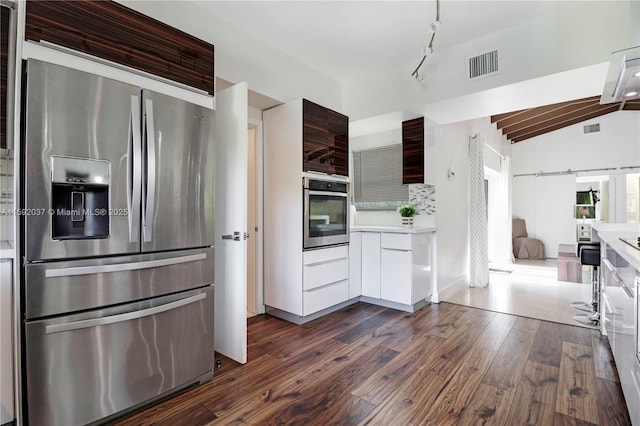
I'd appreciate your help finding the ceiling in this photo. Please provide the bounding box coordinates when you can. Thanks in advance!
[198,1,636,140]
[492,96,640,143]
[198,1,581,83]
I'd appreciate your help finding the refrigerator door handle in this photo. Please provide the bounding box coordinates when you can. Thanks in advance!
[44,292,207,334]
[143,98,157,242]
[128,95,142,243]
[44,252,207,278]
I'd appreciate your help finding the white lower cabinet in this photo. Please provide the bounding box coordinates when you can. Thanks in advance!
[348,232,362,299]
[381,248,413,304]
[353,230,431,311]
[1,259,14,424]
[361,232,381,298]
[601,240,640,424]
[302,245,350,316]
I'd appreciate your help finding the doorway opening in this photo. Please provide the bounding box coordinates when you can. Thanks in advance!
[247,119,264,317]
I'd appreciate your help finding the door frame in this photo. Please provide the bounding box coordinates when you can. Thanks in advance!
[248,117,265,315]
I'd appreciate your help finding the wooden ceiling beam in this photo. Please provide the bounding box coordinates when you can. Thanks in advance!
[501,102,612,136]
[622,100,640,110]
[509,105,620,142]
[492,96,600,129]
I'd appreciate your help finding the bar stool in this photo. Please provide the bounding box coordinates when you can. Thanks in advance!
[570,242,599,312]
[572,244,600,326]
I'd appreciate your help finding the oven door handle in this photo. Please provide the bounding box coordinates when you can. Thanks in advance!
[306,190,348,197]
[45,292,207,334]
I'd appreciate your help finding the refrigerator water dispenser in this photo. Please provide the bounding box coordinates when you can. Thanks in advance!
[50,156,110,240]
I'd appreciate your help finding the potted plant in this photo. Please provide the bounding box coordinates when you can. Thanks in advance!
[397,204,417,225]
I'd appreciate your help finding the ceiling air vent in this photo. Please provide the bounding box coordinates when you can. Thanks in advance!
[468,50,499,79]
[583,123,600,134]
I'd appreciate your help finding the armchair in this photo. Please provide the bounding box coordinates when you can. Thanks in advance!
[512,218,545,260]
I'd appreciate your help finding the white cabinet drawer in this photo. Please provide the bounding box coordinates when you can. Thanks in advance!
[303,279,349,315]
[381,232,411,250]
[303,245,349,265]
[303,258,349,291]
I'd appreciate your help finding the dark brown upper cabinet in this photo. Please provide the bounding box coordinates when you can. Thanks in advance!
[302,99,348,176]
[1,6,9,149]
[25,0,215,96]
[402,117,425,184]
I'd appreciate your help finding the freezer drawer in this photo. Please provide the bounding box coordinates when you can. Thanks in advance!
[25,247,214,319]
[25,286,214,426]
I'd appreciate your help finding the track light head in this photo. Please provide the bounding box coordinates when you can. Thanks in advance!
[410,0,440,83]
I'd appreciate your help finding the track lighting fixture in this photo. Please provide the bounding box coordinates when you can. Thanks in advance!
[411,0,441,83]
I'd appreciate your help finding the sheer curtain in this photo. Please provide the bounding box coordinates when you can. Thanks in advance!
[469,134,489,287]
[499,155,514,263]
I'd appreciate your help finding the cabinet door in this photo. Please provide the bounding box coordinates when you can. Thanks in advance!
[402,117,424,184]
[25,1,215,95]
[349,232,362,298]
[302,99,349,176]
[361,232,381,298]
[381,248,412,304]
[303,99,331,174]
[327,109,349,176]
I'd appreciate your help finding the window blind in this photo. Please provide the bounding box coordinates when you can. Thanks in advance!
[353,144,409,209]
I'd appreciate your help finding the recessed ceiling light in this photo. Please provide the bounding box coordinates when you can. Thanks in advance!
[635,71,640,77]
[625,91,638,97]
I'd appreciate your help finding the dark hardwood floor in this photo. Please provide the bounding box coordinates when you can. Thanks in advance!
[113,302,631,425]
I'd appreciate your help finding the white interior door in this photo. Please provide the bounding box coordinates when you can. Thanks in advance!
[534,175,575,258]
[214,83,248,364]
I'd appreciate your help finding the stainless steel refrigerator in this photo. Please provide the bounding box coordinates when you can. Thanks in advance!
[21,59,215,426]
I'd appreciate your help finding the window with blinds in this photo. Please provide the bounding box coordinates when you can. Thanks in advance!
[352,144,409,210]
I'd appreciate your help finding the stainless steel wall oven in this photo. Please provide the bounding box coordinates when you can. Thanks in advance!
[303,177,349,249]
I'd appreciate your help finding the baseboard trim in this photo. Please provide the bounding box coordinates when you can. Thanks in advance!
[359,296,429,313]
[431,276,468,303]
[266,298,359,325]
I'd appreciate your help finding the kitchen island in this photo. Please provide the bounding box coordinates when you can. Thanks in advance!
[350,226,437,312]
[592,222,640,425]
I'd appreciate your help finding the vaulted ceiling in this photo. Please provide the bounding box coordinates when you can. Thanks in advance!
[492,96,640,143]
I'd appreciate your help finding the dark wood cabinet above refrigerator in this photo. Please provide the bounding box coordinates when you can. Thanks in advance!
[402,117,425,184]
[302,99,349,176]
[24,0,215,95]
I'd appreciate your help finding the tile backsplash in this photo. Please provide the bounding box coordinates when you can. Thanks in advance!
[352,183,436,227]
[409,184,436,216]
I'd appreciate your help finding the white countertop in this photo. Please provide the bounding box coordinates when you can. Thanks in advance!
[592,223,640,272]
[0,241,14,260]
[351,225,436,234]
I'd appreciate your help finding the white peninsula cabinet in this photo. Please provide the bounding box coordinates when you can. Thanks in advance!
[592,223,640,425]
[1,243,14,425]
[351,226,437,312]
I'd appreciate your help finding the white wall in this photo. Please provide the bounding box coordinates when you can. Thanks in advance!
[434,121,471,298]
[512,111,640,256]
[512,111,640,175]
